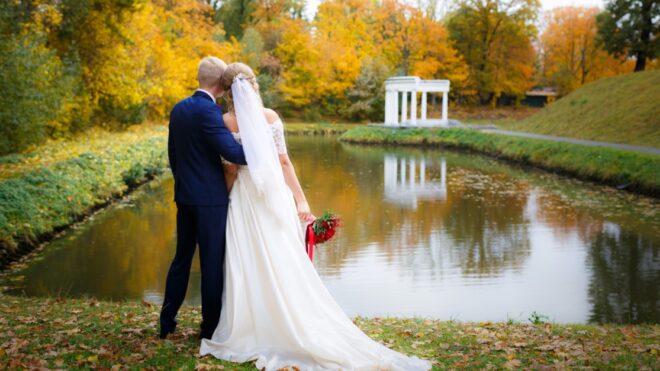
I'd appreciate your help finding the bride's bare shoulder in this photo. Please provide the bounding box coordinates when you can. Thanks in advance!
[263,108,281,125]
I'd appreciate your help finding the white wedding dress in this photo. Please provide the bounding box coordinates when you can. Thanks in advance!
[199,118,431,371]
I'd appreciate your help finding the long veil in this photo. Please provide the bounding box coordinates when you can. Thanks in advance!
[231,75,290,217]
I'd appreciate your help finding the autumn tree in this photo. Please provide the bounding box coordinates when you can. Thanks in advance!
[597,0,658,71]
[0,1,72,153]
[215,0,256,39]
[276,0,373,117]
[346,57,391,121]
[274,19,321,109]
[446,0,540,105]
[145,0,241,118]
[540,6,632,95]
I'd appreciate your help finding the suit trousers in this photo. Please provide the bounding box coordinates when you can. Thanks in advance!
[160,203,228,337]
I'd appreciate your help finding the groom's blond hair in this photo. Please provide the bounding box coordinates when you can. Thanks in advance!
[197,56,227,88]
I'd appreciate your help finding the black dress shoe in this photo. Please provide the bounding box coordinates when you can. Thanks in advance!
[159,327,175,339]
[198,331,213,340]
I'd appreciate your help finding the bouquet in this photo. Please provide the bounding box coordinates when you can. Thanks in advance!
[305,211,340,262]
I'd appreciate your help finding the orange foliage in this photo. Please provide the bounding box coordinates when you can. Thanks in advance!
[540,6,634,95]
[276,0,466,109]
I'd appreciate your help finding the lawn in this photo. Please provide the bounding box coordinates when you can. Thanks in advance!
[0,296,657,369]
[284,122,361,135]
[498,70,660,148]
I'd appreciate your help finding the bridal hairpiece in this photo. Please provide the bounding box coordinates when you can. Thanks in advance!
[233,73,252,83]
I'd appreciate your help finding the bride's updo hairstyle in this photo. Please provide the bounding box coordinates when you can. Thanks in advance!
[221,62,260,112]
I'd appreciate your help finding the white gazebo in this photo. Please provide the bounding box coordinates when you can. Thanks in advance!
[383,76,450,127]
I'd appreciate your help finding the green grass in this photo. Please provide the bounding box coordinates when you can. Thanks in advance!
[340,127,660,196]
[0,125,168,267]
[0,296,657,369]
[499,70,660,147]
[284,122,361,136]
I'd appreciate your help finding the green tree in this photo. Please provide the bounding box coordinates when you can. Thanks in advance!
[446,0,540,105]
[346,58,391,121]
[0,33,67,154]
[240,27,264,68]
[0,1,77,153]
[216,0,256,39]
[596,0,659,72]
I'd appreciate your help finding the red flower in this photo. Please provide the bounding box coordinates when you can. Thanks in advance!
[305,211,340,261]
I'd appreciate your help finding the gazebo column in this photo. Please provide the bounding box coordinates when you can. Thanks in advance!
[420,159,426,186]
[410,91,417,126]
[421,92,427,121]
[401,90,408,125]
[384,90,391,124]
[440,159,446,187]
[442,91,449,126]
[409,158,416,186]
[385,89,398,125]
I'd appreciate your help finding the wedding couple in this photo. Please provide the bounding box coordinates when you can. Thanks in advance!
[160,56,431,370]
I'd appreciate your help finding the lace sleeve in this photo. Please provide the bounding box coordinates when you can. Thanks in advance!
[271,120,287,155]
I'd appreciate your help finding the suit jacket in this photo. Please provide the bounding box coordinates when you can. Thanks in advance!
[168,91,247,205]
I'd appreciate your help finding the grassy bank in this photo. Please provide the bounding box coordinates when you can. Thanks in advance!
[0,122,354,269]
[285,122,359,135]
[0,296,657,369]
[0,125,168,268]
[500,70,660,147]
[340,127,660,196]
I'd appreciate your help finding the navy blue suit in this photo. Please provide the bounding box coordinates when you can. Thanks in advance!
[161,90,247,338]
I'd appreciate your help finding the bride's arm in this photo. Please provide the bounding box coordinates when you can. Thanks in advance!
[279,154,314,222]
[222,113,240,192]
[265,108,314,221]
[223,162,237,192]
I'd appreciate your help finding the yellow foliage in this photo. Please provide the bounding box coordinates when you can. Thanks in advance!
[540,6,634,95]
[275,19,321,107]
[276,0,467,109]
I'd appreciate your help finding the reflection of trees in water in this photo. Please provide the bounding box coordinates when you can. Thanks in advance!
[588,223,659,324]
[296,137,533,279]
[442,171,531,277]
[20,179,178,300]
[531,191,599,242]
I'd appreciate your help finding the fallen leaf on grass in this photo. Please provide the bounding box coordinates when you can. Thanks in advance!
[195,363,225,370]
[58,328,80,336]
[4,339,29,355]
[504,359,521,369]
[121,328,144,335]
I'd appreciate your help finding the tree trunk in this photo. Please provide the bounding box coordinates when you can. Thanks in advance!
[635,0,653,72]
[634,51,647,72]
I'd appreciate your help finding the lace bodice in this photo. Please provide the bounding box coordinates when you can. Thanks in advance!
[223,119,287,165]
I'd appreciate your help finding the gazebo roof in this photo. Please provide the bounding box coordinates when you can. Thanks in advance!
[385,76,450,92]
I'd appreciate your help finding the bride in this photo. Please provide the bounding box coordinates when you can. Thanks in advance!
[200,62,431,371]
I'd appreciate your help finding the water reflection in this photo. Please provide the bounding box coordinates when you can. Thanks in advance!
[6,136,659,324]
[383,156,447,208]
[588,223,659,323]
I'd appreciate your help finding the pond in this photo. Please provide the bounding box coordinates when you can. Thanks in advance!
[6,136,659,324]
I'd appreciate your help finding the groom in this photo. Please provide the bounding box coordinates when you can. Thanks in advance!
[160,56,247,340]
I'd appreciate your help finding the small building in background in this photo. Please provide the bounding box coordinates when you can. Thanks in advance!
[523,88,558,107]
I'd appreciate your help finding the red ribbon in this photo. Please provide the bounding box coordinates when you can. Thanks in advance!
[305,223,316,262]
